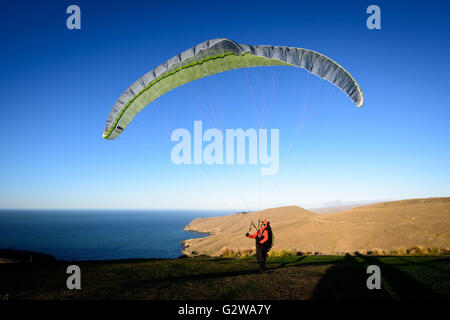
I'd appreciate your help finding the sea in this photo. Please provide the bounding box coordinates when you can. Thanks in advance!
[0,210,229,261]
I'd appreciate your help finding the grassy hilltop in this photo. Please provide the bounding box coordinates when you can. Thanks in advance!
[1,255,449,300]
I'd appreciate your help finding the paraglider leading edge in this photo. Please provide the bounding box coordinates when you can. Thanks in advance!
[103,38,364,140]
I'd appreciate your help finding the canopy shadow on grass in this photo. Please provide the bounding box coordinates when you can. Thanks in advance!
[310,254,391,300]
[356,254,445,300]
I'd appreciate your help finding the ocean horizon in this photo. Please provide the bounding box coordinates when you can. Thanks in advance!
[0,210,230,261]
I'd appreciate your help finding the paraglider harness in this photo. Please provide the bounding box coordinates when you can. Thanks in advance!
[248,219,274,252]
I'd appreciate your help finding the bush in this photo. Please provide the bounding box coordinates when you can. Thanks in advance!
[390,247,407,256]
[221,246,450,258]
[221,247,255,258]
[268,249,297,258]
[221,248,298,258]
[366,248,386,256]
[378,246,448,256]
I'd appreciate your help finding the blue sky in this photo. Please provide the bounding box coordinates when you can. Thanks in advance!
[0,0,449,210]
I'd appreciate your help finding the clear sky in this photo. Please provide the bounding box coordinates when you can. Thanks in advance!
[0,0,449,210]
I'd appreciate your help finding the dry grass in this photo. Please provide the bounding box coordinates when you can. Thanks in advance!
[221,246,449,258]
[221,248,299,258]
[365,246,450,256]
[221,247,255,258]
[268,249,297,257]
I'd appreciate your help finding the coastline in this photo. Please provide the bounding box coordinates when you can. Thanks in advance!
[182,221,216,256]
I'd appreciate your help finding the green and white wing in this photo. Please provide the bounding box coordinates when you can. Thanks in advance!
[103,38,363,140]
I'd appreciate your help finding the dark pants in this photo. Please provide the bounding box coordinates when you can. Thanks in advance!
[256,245,268,271]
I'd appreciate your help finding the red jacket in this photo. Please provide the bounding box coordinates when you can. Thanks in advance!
[248,226,269,244]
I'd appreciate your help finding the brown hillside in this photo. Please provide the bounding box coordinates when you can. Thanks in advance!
[183,197,450,256]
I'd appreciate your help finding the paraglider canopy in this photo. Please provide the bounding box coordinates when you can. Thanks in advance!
[103,38,363,140]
